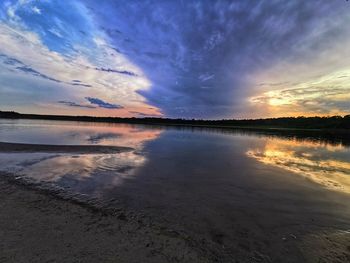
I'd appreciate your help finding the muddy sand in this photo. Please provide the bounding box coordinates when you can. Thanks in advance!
[1,175,350,263]
[0,175,211,263]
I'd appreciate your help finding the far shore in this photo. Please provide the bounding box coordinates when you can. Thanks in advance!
[1,111,349,147]
[1,110,349,132]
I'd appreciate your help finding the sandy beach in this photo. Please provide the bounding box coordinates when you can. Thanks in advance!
[1,171,350,263]
[0,175,210,263]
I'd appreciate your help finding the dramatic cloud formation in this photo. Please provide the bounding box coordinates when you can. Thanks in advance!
[1,1,350,118]
[0,0,159,117]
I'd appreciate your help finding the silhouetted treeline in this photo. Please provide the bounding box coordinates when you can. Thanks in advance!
[1,110,350,130]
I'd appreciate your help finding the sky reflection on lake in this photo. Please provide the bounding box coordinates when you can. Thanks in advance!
[247,138,350,194]
[0,119,163,194]
[0,119,349,198]
[0,118,162,146]
[1,119,350,258]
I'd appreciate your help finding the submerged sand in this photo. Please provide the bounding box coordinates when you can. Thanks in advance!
[0,142,132,154]
[0,175,209,263]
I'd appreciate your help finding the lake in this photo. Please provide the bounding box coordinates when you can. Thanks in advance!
[1,118,350,261]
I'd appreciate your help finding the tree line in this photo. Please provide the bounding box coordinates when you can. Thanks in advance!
[1,110,349,129]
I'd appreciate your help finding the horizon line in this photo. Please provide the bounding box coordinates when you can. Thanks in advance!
[1,110,349,122]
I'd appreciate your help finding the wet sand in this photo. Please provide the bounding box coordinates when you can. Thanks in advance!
[1,173,349,263]
[0,175,209,263]
[0,142,132,154]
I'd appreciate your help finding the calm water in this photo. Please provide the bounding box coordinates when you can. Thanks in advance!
[1,118,350,259]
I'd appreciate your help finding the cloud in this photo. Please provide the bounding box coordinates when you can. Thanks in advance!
[0,54,61,83]
[16,65,62,83]
[58,100,96,109]
[128,110,160,117]
[48,28,63,38]
[1,54,93,87]
[1,1,350,118]
[84,0,350,118]
[95,67,137,76]
[0,54,22,66]
[0,1,162,117]
[31,6,41,15]
[250,82,350,116]
[85,97,123,109]
[249,60,350,117]
[199,73,214,82]
[68,79,92,87]
[69,82,92,87]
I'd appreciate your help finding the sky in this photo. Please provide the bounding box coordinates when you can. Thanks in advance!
[0,0,350,119]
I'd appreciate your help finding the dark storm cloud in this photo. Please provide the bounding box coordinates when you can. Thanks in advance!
[84,0,348,118]
[85,97,123,109]
[58,100,96,108]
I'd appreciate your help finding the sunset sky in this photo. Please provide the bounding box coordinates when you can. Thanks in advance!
[0,0,349,119]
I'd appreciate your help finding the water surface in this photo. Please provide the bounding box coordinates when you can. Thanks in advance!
[1,118,350,260]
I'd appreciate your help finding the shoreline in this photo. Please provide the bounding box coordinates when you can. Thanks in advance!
[1,113,349,133]
[2,118,349,133]
[1,171,350,262]
[1,117,350,146]
[0,173,213,263]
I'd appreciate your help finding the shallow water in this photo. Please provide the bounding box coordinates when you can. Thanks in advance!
[1,119,349,194]
[1,118,350,259]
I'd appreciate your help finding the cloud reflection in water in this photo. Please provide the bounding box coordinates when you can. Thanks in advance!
[0,123,163,196]
[247,138,350,193]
